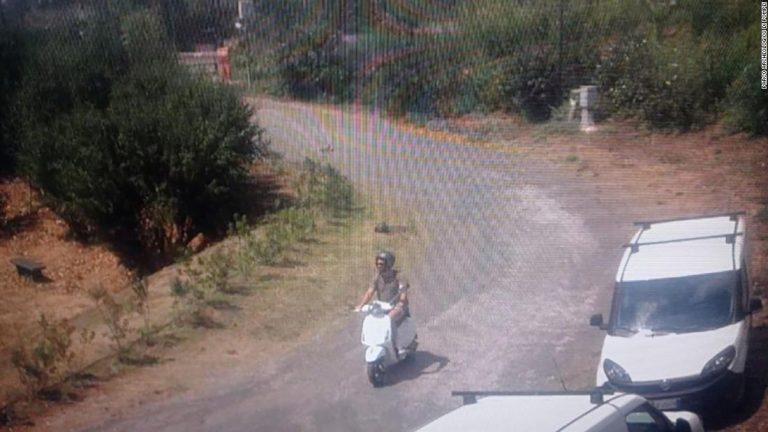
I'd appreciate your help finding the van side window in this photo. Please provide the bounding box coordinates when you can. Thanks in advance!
[625,403,672,432]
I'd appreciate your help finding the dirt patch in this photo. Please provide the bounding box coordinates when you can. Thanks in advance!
[0,179,136,406]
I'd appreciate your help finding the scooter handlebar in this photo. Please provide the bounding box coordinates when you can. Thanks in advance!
[358,301,393,314]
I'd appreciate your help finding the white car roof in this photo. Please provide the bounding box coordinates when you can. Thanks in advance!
[617,215,744,282]
[413,394,636,432]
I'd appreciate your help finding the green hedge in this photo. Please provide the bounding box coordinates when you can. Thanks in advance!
[13,8,266,260]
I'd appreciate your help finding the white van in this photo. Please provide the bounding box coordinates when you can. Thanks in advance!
[590,212,762,411]
[413,390,703,432]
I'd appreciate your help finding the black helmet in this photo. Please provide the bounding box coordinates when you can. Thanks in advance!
[375,251,395,270]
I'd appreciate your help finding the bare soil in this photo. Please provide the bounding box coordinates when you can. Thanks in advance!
[1,113,767,431]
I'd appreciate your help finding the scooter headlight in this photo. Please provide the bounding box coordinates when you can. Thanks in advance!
[701,345,735,377]
[604,359,632,384]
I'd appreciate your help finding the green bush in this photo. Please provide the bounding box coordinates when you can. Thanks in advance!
[254,224,286,265]
[0,26,27,174]
[13,9,267,260]
[459,1,610,121]
[88,286,131,360]
[228,213,253,276]
[723,62,768,136]
[279,32,356,102]
[170,270,216,327]
[267,207,316,243]
[155,0,237,50]
[229,206,316,268]
[130,278,158,346]
[597,32,715,130]
[594,0,761,132]
[295,158,354,216]
[11,314,77,399]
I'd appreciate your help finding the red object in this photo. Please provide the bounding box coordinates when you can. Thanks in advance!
[216,46,231,82]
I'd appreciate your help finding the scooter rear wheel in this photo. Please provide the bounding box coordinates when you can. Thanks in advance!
[367,361,385,387]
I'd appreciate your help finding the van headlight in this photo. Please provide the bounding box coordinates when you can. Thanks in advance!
[701,345,736,377]
[604,359,632,384]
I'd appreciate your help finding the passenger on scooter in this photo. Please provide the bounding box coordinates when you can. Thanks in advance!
[355,251,409,330]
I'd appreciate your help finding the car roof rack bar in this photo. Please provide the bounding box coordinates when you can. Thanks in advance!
[633,211,746,229]
[451,390,615,406]
[731,216,740,270]
[622,232,744,252]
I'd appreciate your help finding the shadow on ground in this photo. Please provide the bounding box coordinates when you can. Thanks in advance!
[385,351,450,386]
[703,325,768,429]
[0,209,41,240]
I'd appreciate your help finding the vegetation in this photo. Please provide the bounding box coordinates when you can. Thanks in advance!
[10,315,81,400]
[154,0,238,50]
[294,158,355,216]
[236,0,765,134]
[0,24,27,173]
[4,3,267,263]
[88,287,132,360]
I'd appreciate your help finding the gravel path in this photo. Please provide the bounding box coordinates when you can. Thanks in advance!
[88,99,637,432]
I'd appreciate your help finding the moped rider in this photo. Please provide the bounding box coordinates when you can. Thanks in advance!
[355,251,409,349]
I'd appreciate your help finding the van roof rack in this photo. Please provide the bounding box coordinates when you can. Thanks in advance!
[633,211,745,230]
[451,389,615,406]
[623,232,743,253]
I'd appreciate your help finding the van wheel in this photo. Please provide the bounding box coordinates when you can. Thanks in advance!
[367,361,385,387]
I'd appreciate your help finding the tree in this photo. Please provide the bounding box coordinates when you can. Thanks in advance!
[14,7,267,262]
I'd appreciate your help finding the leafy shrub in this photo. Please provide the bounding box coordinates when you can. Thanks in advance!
[723,62,768,136]
[88,286,131,360]
[14,9,267,261]
[130,278,158,346]
[248,227,284,265]
[11,314,77,399]
[268,207,315,243]
[597,32,714,130]
[171,248,236,326]
[170,276,210,327]
[295,158,354,216]
[459,1,614,121]
[279,30,355,102]
[228,213,253,276]
[229,206,316,268]
[0,25,27,174]
[722,23,768,135]
[201,249,234,295]
[593,0,761,132]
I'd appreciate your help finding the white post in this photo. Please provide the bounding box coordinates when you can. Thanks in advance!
[580,85,598,132]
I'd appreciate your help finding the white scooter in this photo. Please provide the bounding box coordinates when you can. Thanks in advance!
[359,301,418,387]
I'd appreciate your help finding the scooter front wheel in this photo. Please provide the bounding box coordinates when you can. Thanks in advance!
[367,361,385,387]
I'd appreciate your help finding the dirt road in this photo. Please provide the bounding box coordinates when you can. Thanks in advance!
[83,99,658,431]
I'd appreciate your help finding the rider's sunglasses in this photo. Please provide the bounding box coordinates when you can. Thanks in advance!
[375,260,385,267]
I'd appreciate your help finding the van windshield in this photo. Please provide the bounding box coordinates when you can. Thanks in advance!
[614,271,738,334]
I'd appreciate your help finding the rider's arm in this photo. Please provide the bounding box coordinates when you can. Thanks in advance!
[356,287,375,310]
[397,282,409,308]
[388,283,409,319]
